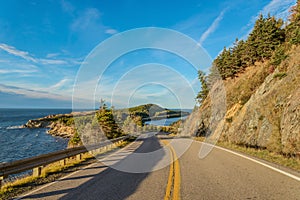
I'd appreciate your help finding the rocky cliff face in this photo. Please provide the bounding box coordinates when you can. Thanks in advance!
[47,122,76,138]
[192,46,300,156]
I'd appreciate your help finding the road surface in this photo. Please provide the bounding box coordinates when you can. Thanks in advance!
[18,134,300,200]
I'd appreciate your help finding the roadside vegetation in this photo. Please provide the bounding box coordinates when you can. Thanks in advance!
[194,137,300,171]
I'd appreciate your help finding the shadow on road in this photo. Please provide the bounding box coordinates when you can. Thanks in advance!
[22,135,166,200]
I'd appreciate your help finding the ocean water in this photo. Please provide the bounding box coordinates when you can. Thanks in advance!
[144,116,188,126]
[0,108,71,163]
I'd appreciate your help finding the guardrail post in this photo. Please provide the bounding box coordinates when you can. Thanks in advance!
[0,175,7,188]
[60,158,67,166]
[33,166,43,177]
[76,153,82,161]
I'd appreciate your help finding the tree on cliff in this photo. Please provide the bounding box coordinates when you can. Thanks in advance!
[213,14,285,79]
[196,70,209,104]
[286,0,300,44]
[97,100,123,139]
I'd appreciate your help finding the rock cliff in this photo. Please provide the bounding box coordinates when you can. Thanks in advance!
[192,46,300,156]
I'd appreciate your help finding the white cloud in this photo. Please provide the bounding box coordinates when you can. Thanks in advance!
[0,43,36,62]
[71,8,101,31]
[70,7,120,39]
[0,84,71,101]
[261,0,296,19]
[39,58,67,65]
[105,29,118,35]
[46,53,60,58]
[199,9,226,44]
[0,63,39,75]
[0,69,37,74]
[50,78,70,90]
[0,43,82,66]
[61,0,75,15]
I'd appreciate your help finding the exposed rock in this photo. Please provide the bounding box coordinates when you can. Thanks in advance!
[23,111,96,138]
[280,87,300,155]
[192,46,300,156]
[47,122,76,138]
[23,119,52,128]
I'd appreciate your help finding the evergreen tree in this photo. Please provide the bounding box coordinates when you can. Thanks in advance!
[196,70,209,103]
[212,13,285,80]
[286,0,300,44]
[97,100,122,139]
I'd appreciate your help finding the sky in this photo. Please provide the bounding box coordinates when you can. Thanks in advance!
[0,0,296,109]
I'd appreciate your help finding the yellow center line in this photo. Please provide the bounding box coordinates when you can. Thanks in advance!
[164,144,174,200]
[162,140,181,200]
[172,147,181,200]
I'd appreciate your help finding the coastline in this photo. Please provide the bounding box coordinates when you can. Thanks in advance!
[22,108,190,139]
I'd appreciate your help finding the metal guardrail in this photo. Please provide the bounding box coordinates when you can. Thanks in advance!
[0,135,129,184]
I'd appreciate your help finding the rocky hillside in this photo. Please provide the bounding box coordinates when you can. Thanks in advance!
[191,46,300,157]
[186,3,300,157]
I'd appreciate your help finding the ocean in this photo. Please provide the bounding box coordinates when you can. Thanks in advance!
[0,108,71,163]
[144,116,187,126]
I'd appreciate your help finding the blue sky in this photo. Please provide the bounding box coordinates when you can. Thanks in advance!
[0,0,296,109]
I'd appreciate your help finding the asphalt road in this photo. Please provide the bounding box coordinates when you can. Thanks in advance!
[18,134,300,200]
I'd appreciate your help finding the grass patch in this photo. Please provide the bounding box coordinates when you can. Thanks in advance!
[0,139,132,200]
[194,137,300,171]
[273,72,287,79]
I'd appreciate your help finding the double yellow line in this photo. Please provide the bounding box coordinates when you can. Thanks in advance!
[162,140,181,200]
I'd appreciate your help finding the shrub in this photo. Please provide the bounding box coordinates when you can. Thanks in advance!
[273,72,287,79]
[270,45,288,66]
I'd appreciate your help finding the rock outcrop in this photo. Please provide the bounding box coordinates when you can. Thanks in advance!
[47,122,76,138]
[190,46,300,156]
[23,111,96,138]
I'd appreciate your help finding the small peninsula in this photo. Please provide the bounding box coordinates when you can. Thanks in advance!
[23,104,190,139]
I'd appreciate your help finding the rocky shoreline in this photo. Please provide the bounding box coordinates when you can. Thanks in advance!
[22,111,96,138]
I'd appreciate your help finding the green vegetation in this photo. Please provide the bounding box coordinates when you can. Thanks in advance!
[270,44,288,67]
[96,102,123,139]
[196,70,209,104]
[286,1,300,45]
[69,131,81,146]
[273,72,287,79]
[196,1,300,91]
[56,116,74,126]
[213,14,285,80]
[126,103,188,120]
[67,103,188,145]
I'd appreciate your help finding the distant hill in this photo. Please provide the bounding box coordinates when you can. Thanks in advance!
[118,103,190,122]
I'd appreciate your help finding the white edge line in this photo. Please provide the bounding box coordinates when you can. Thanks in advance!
[196,140,300,182]
[16,140,139,199]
